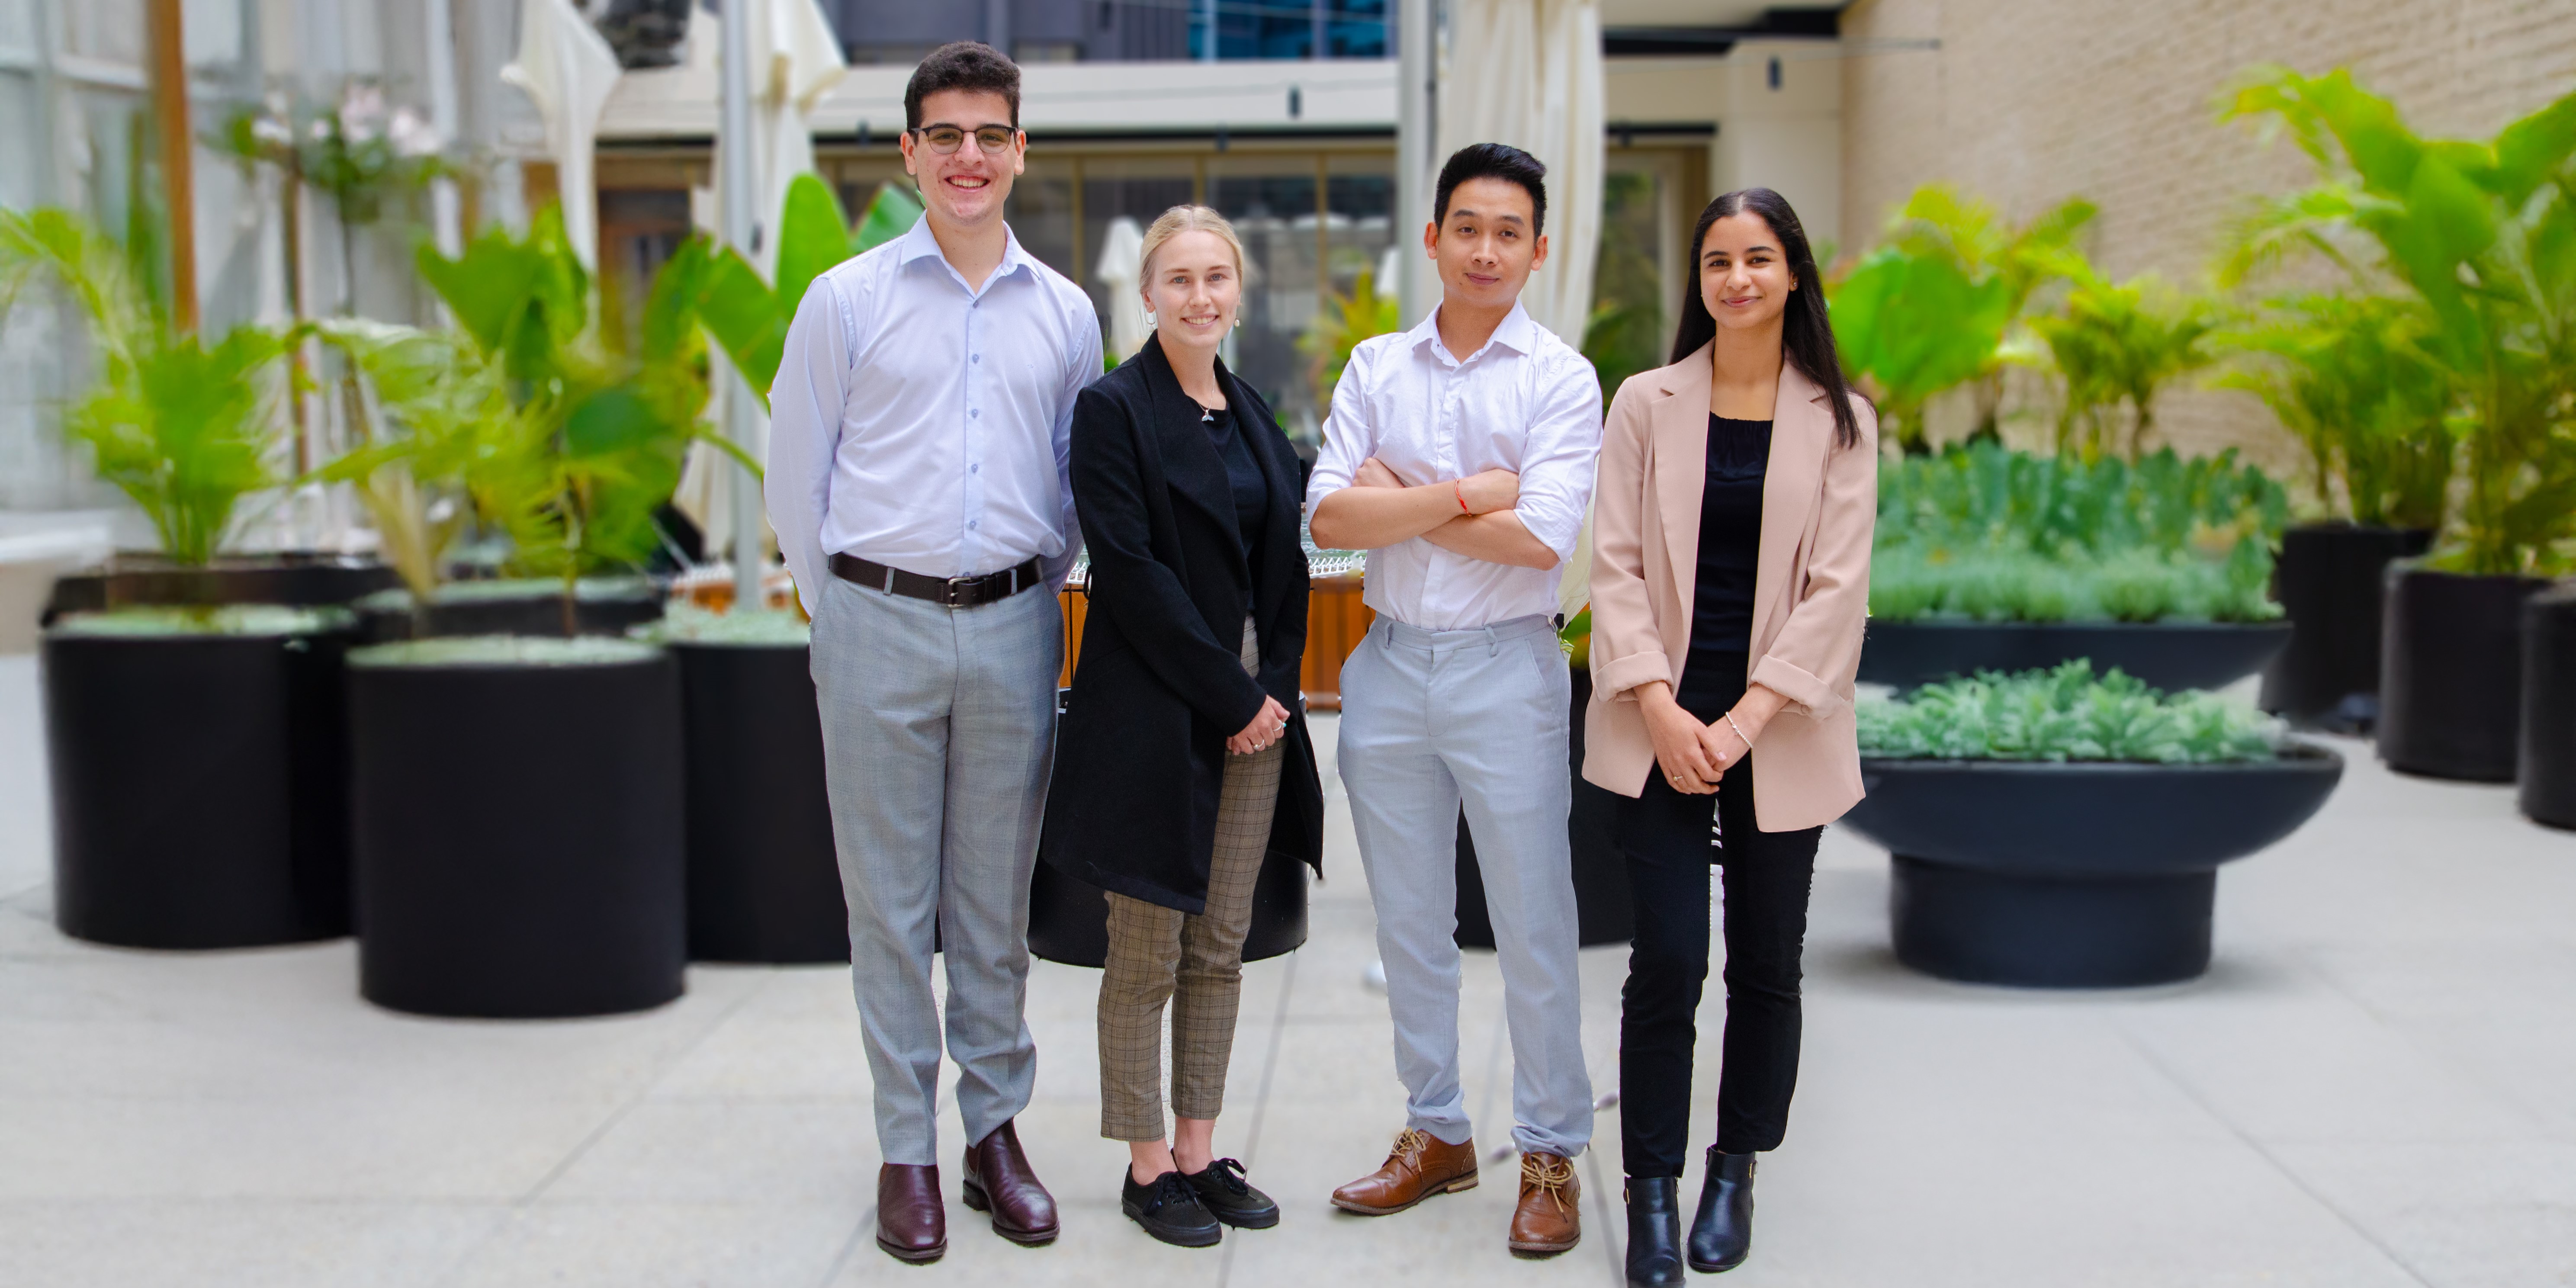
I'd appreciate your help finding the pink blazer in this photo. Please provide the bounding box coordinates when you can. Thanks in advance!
[1581,345,1879,832]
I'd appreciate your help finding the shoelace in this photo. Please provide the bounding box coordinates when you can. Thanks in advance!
[1153,1170,1205,1212]
[1387,1127,1433,1168]
[1202,1157,1251,1196]
[1521,1153,1575,1214]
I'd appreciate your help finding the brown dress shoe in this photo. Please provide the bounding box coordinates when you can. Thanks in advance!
[1507,1152,1581,1255]
[876,1163,947,1263]
[961,1120,1060,1245]
[1329,1128,1480,1215]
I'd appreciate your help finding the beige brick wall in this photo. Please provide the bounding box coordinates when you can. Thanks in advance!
[1838,0,2576,477]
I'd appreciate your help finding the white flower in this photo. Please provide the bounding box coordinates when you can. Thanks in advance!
[388,107,441,159]
[251,116,292,148]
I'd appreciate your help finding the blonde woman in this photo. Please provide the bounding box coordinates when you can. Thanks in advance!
[1038,206,1324,1248]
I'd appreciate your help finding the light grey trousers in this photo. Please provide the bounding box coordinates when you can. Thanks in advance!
[1337,613,1594,1160]
[810,571,1063,1166]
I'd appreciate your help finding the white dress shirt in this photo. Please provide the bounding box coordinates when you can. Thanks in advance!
[1303,302,1603,632]
[766,215,1103,614]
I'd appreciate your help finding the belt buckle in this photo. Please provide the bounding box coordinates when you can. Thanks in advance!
[941,575,977,607]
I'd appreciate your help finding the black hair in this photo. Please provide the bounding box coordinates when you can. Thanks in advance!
[904,42,1021,132]
[1433,143,1548,238]
[1670,188,1865,449]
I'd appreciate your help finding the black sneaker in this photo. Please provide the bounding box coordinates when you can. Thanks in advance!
[1121,1167,1223,1247]
[1182,1158,1280,1229]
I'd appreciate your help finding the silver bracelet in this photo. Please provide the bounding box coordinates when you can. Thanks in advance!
[1724,710,1753,750]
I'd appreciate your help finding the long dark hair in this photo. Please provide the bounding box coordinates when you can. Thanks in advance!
[1669,188,1864,449]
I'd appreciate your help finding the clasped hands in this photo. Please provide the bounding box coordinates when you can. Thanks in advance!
[1639,681,1759,795]
[1353,456,1519,515]
[1229,695,1291,756]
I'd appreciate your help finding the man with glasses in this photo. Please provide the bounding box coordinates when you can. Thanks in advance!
[766,40,1101,1266]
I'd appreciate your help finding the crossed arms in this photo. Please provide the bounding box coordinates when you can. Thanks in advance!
[1306,459,1559,568]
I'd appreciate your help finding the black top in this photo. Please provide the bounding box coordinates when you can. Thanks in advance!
[1202,403,1269,609]
[1677,414,1771,713]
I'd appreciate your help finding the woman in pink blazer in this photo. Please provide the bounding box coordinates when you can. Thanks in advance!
[1582,188,1876,1285]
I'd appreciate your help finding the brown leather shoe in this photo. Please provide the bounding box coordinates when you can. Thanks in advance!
[1507,1152,1582,1255]
[876,1163,947,1263]
[1329,1128,1480,1215]
[961,1120,1060,1246]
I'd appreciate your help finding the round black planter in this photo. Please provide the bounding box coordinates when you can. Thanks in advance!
[1455,669,1635,949]
[2259,524,2435,728]
[355,579,666,643]
[2520,586,2576,829]
[672,640,847,963]
[1026,848,1310,969]
[1858,619,2291,692]
[2379,565,2551,783]
[45,552,399,623]
[1838,748,2343,987]
[348,641,685,1017]
[42,618,354,948]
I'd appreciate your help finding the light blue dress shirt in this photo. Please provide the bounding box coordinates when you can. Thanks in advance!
[766,215,1103,614]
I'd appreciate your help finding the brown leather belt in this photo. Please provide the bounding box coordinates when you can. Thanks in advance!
[830,552,1044,608]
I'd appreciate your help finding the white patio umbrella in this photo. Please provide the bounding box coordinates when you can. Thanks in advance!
[672,0,846,567]
[499,0,622,269]
[1095,215,1150,361]
[1437,0,1605,620]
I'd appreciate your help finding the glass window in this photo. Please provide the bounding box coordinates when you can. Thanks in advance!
[1209,163,1320,439]
[1079,156,1195,332]
[1005,160,1077,292]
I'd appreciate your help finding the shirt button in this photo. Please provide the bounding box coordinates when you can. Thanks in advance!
[972,354,981,363]
[968,520,980,530]
[970,408,980,419]
[970,463,980,473]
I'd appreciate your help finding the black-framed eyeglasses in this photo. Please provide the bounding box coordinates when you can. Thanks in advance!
[912,125,1017,155]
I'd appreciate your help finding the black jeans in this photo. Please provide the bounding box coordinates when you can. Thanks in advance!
[1615,675,1821,1178]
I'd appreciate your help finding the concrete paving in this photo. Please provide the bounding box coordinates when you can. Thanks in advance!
[2,652,2572,1286]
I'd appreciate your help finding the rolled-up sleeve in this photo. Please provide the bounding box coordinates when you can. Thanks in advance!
[763,275,852,617]
[1511,351,1605,567]
[1304,342,1375,518]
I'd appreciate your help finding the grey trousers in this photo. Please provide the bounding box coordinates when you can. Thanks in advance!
[1337,613,1594,1160]
[810,571,1063,1166]
[1097,617,1285,1142]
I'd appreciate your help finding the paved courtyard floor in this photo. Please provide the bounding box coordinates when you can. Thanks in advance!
[2,651,2573,1286]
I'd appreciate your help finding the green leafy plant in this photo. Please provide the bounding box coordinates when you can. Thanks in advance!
[1871,440,2287,623]
[1857,659,2287,763]
[2029,270,2218,462]
[1303,267,1400,419]
[0,207,289,566]
[2211,292,2453,530]
[2225,67,2576,575]
[1830,185,2095,452]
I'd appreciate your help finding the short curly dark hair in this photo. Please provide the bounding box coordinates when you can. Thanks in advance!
[904,42,1021,132]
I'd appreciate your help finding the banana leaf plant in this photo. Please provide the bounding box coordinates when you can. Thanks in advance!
[0,206,290,569]
[2225,67,2576,575]
[1829,185,2095,453]
[2028,270,2217,463]
[2210,292,2453,530]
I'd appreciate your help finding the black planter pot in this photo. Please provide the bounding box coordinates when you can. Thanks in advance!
[1858,619,2292,692]
[349,640,686,1017]
[42,615,355,948]
[1455,669,1635,949]
[672,640,847,963]
[2379,565,2551,782]
[355,578,666,643]
[2259,524,2435,728]
[45,552,401,624]
[1838,749,2343,987]
[2520,586,2576,829]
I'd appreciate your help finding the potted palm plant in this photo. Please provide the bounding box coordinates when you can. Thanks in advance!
[2215,293,2450,729]
[1865,441,2292,691]
[3,208,359,948]
[1842,662,2342,986]
[2227,69,2576,782]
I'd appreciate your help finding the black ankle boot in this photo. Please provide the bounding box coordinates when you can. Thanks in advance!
[1686,1147,1756,1272]
[1624,1177,1684,1287]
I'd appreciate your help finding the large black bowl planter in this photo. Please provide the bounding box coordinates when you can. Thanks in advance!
[46,552,400,623]
[2379,565,2552,782]
[354,577,665,643]
[665,623,847,963]
[2259,524,2434,727]
[1456,670,1635,949]
[2521,587,2576,829]
[42,607,356,948]
[1858,619,2291,693]
[1838,748,2344,987]
[349,638,685,1018]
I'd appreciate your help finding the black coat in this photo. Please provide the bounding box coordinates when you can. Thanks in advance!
[1038,336,1325,914]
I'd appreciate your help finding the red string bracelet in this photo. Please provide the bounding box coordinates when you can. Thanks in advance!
[1455,480,1471,514]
